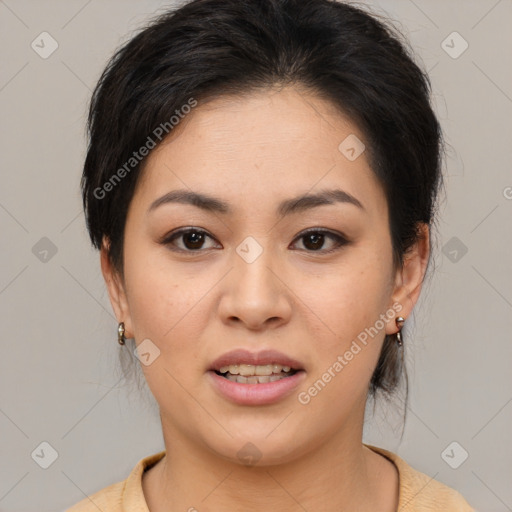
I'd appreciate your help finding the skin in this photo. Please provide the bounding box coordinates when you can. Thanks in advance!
[101,85,429,512]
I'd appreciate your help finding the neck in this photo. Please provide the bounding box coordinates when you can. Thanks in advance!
[143,417,398,512]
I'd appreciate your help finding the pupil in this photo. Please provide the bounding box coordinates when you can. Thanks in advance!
[185,231,204,249]
[305,233,323,250]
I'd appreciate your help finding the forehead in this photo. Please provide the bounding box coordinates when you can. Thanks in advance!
[134,87,387,218]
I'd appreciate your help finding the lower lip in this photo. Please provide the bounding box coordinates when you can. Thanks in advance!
[207,370,306,405]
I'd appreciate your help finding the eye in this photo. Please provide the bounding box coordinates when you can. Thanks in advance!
[291,228,348,254]
[161,227,220,252]
[161,227,348,255]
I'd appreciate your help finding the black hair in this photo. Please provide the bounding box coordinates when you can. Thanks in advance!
[82,0,444,403]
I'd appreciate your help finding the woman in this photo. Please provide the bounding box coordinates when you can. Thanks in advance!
[67,0,474,510]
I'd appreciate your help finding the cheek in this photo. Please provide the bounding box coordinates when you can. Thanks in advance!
[122,248,215,423]
[123,239,213,348]
[300,250,393,350]
[294,266,391,428]
[292,248,394,416]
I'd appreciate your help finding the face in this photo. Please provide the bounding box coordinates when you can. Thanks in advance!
[103,86,427,466]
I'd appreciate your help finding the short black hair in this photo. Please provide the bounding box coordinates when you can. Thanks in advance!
[82,0,444,400]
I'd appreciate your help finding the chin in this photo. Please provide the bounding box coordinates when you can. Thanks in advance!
[203,429,311,468]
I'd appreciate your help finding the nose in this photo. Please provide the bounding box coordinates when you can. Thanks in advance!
[218,243,293,331]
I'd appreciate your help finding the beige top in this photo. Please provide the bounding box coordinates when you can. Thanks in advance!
[66,444,475,511]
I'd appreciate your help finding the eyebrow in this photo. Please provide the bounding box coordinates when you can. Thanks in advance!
[148,188,365,216]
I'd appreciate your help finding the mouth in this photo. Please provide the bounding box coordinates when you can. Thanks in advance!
[208,350,306,405]
[214,363,299,384]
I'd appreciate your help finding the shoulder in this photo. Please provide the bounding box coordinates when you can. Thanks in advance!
[64,450,167,512]
[365,444,475,511]
[65,480,125,511]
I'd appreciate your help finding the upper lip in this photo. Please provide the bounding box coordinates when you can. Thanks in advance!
[209,349,304,371]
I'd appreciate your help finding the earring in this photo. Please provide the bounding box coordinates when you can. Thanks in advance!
[118,322,126,345]
[395,316,405,347]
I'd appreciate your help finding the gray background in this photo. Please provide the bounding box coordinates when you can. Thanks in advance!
[0,0,511,511]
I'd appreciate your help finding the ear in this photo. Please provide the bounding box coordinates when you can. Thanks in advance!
[100,237,134,338]
[385,223,430,336]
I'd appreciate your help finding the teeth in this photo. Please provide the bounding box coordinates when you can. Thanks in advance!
[239,364,255,376]
[218,363,293,376]
[216,362,298,384]
[219,365,241,374]
[256,365,273,376]
[225,373,289,384]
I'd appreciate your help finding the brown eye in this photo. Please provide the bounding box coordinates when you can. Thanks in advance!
[181,230,206,249]
[292,229,348,254]
[162,228,219,252]
[161,227,348,255]
[303,232,325,251]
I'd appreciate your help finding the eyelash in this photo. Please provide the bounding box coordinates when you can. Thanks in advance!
[160,227,349,255]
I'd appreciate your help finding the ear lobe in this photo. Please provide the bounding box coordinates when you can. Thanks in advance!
[385,223,430,335]
[100,237,134,338]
